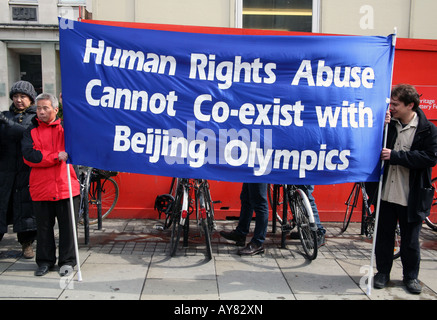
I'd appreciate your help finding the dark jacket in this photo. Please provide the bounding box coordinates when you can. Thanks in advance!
[0,104,37,234]
[384,108,437,222]
[22,116,80,202]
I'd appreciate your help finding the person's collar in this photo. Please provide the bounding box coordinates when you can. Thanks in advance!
[394,112,418,128]
[36,117,60,126]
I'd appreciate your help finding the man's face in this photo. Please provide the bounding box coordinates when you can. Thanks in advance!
[389,96,413,123]
[12,93,32,111]
[36,99,58,124]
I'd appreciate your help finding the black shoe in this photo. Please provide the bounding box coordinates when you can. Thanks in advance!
[403,278,422,294]
[317,230,326,248]
[238,242,265,256]
[220,230,245,246]
[34,265,51,277]
[373,272,390,289]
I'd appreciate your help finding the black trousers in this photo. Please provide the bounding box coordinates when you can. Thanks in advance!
[0,231,36,244]
[376,201,422,280]
[33,196,79,267]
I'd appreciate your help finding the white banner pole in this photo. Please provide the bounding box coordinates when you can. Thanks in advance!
[366,28,397,296]
[67,163,83,282]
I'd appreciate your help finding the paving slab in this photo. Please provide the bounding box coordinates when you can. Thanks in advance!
[59,254,150,300]
[215,256,295,300]
[147,254,216,280]
[0,259,63,299]
[277,257,365,300]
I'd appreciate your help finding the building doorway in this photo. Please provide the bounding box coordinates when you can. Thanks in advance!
[19,54,42,94]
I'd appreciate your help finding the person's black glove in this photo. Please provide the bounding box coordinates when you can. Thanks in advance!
[0,112,14,126]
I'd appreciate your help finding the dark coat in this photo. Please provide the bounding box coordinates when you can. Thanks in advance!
[0,104,37,233]
[384,108,437,222]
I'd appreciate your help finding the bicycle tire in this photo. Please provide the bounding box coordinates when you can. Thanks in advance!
[88,177,119,225]
[341,183,359,233]
[203,180,216,231]
[200,182,213,260]
[78,166,92,243]
[425,177,437,231]
[170,213,183,257]
[201,215,212,260]
[292,188,318,260]
[169,181,184,256]
[163,209,175,230]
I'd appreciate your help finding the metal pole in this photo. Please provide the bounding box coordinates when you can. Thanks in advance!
[366,28,397,296]
[67,163,82,282]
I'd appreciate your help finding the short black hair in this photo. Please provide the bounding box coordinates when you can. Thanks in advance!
[391,84,420,111]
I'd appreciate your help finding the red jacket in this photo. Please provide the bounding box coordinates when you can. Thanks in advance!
[22,116,79,201]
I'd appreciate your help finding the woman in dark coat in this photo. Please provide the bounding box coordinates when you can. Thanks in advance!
[0,81,38,258]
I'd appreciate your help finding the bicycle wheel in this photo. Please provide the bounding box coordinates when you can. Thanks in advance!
[170,182,190,256]
[341,183,359,233]
[170,213,185,257]
[170,185,183,256]
[78,166,92,243]
[425,177,437,231]
[199,180,216,234]
[291,188,318,260]
[198,182,213,260]
[88,177,119,225]
[200,218,212,259]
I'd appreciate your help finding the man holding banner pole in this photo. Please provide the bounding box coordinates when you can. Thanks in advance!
[22,93,80,277]
[374,84,437,294]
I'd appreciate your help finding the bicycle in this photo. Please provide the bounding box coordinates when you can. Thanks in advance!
[425,177,437,231]
[169,178,216,260]
[78,166,120,244]
[341,182,401,259]
[342,182,374,236]
[268,184,318,260]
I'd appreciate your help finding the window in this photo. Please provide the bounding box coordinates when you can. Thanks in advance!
[20,55,42,94]
[11,6,37,21]
[10,1,38,22]
[58,0,86,4]
[243,0,313,32]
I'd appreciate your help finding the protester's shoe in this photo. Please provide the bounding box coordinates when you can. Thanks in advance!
[219,230,245,246]
[403,278,422,294]
[238,242,265,256]
[317,230,326,248]
[373,273,390,289]
[22,242,34,259]
[34,265,51,277]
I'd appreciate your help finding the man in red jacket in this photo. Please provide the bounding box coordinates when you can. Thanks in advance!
[22,93,80,277]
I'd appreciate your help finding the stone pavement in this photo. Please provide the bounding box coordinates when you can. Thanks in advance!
[0,219,436,301]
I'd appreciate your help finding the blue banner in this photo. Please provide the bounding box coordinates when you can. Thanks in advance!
[59,19,394,185]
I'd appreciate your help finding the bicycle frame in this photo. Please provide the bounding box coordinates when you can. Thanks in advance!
[170,178,215,259]
[342,182,374,236]
[78,166,119,244]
